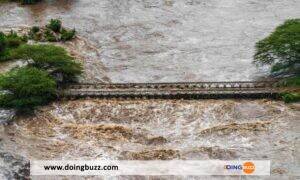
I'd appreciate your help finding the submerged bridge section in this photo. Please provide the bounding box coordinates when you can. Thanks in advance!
[61,81,282,99]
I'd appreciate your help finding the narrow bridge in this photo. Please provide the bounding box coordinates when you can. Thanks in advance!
[60,81,282,99]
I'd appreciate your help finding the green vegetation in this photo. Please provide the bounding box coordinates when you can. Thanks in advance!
[28,19,76,42]
[28,26,41,41]
[47,19,62,33]
[61,28,76,42]
[0,31,27,61]
[5,30,27,48]
[11,44,83,83]
[254,19,299,77]
[280,93,300,103]
[0,43,82,113]
[277,76,300,87]
[0,21,82,114]
[254,19,300,103]
[44,29,58,42]
[0,67,56,114]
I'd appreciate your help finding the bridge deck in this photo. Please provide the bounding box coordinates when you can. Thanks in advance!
[61,81,282,99]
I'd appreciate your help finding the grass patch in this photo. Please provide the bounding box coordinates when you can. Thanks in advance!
[280,92,300,103]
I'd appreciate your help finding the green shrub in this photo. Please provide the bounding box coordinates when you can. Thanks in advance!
[254,19,300,77]
[21,34,28,42]
[11,44,83,83]
[28,26,40,39]
[44,29,58,42]
[0,31,26,61]
[0,49,14,61]
[61,28,76,41]
[0,67,57,113]
[30,32,43,41]
[5,31,27,48]
[277,76,300,87]
[281,93,300,103]
[31,26,40,33]
[0,32,6,53]
[47,19,62,33]
[6,37,22,48]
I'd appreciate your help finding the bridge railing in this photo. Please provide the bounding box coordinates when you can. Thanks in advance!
[66,81,279,90]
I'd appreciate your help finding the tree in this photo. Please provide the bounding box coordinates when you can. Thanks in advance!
[0,32,6,53]
[11,44,83,83]
[0,67,57,113]
[254,19,300,77]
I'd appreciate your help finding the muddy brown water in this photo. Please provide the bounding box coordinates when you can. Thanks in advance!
[1,0,300,82]
[1,99,299,179]
[0,0,300,179]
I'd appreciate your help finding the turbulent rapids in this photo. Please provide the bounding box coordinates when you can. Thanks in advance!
[1,99,299,178]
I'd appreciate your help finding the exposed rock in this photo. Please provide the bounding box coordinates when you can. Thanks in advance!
[0,151,30,180]
[0,109,15,125]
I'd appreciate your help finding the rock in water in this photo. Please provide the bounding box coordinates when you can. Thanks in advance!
[0,109,15,125]
[0,151,30,180]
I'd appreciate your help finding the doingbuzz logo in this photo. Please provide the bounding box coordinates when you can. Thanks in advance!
[224,162,256,175]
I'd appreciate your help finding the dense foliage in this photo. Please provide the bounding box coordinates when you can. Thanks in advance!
[277,76,300,87]
[0,31,27,61]
[61,28,76,42]
[11,44,83,83]
[0,67,56,113]
[0,22,82,114]
[254,19,300,77]
[47,19,62,33]
[280,92,300,103]
[254,19,300,103]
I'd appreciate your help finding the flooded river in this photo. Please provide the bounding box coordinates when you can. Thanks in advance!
[1,99,299,179]
[0,0,300,179]
[1,0,300,82]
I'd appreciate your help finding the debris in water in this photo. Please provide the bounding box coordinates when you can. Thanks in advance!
[198,121,271,136]
[63,124,133,141]
[121,149,180,160]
